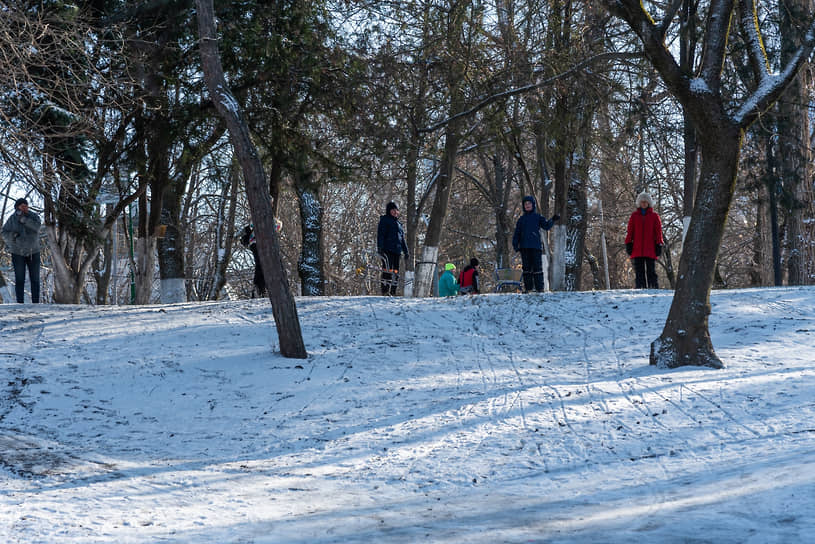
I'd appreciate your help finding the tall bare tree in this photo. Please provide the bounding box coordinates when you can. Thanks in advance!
[600,0,815,368]
[414,0,481,297]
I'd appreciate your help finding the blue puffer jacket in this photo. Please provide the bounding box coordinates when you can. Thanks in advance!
[512,196,554,251]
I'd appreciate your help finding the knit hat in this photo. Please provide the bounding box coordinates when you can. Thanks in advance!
[636,192,654,208]
[469,258,479,267]
[14,198,28,209]
[386,202,398,213]
[444,263,456,271]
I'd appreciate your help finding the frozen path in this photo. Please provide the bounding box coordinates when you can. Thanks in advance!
[1,288,814,542]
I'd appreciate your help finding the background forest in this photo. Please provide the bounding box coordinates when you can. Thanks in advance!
[0,0,813,304]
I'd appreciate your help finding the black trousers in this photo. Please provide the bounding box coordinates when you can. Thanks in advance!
[520,248,545,292]
[632,257,658,289]
[12,252,40,303]
[381,251,400,295]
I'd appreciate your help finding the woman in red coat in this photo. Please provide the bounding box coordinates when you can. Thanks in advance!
[625,192,664,289]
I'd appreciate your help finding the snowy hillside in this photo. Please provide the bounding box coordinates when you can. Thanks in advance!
[1,287,815,543]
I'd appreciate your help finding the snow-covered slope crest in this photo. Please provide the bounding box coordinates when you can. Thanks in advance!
[1,287,814,542]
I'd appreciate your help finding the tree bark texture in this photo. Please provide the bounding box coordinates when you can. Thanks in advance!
[778,0,815,285]
[295,168,324,296]
[196,0,307,358]
[158,178,186,303]
[651,126,742,369]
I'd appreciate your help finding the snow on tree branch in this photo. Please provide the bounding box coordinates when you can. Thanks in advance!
[215,84,240,115]
[697,0,734,94]
[737,0,770,86]
[735,16,815,127]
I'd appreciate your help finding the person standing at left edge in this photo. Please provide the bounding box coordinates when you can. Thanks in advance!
[377,202,409,296]
[2,198,42,303]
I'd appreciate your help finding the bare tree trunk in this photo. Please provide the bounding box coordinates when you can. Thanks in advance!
[680,0,699,247]
[158,179,186,303]
[763,130,783,285]
[413,1,470,298]
[750,177,771,286]
[207,161,239,300]
[778,0,815,285]
[403,134,420,297]
[414,120,460,297]
[564,105,593,291]
[492,151,513,268]
[651,128,741,369]
[196,0,307,358]
[550,119,568,292]
[93,209,115,304]
[134,236,156,304]
[133,72,171,305]
[294,166,324,296]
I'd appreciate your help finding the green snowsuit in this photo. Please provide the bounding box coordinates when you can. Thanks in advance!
[438,270,459,297]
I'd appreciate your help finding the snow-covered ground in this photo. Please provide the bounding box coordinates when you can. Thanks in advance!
[1,287,814,543]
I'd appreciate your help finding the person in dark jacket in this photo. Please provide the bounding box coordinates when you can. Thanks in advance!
[458,257,480,294]
[240,224,266,297]
[512,196,559,292]
[625,192,664,289]
[376,202,409,295]
[2,198,42,303]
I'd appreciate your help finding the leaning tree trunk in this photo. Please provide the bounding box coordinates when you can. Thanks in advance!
[650,126,741,369]
[413,1,468,298]
[413,124,460,297]
[196,0,307,358]
[492,151,513,269]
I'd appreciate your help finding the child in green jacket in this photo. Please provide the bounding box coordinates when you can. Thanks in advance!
[438,263,459,297]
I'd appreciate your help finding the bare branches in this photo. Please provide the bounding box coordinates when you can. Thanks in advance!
[418,51,641,134]
[657,0,686,37]
[0,2,137,149]
[598,0,690,101]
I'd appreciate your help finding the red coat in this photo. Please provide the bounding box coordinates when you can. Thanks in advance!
[626,207,664,259]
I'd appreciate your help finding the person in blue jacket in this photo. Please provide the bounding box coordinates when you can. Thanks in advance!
[377,202,409,295]
[512,195,560,292]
